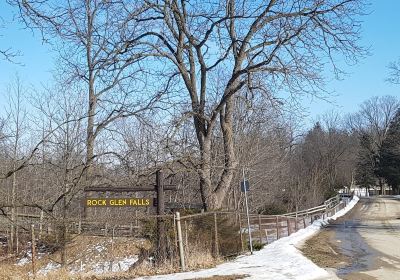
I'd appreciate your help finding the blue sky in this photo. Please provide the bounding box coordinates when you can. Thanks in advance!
[0,1,399,126]
[301,0,400,122]
[0,3,54,88]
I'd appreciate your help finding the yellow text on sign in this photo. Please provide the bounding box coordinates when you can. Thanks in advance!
[85,198,151,207]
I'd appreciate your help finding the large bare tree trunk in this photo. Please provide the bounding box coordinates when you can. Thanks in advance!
[198,137,212,210]
[212,96,238,209]
[197,96,238,210]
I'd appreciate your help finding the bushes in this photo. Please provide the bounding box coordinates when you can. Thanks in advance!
[185,213,242,258]
[259,204,287,215]
[251,242,264,251]
[138,216,176,260]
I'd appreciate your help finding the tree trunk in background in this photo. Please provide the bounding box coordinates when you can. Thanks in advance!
[83,8,95,218]
[85,4,95,179]
[10,163,16,252]
[86,82,96,177]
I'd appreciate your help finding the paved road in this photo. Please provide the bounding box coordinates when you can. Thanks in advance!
[326,196,400,279]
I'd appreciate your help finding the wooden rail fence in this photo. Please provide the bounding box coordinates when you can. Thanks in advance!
[0,193,353,273]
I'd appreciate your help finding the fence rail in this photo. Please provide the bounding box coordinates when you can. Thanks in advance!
[172,194,352,270]
[283,194,341,218]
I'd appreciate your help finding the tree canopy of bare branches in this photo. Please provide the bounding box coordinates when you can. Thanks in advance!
[127,0,367,209]
[388,58,400,84]
[4,0,368,212]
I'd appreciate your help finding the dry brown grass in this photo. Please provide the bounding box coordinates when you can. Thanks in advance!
[0,233,227,280]
[300,229,349,268]
[185,243,221,269]
[0,235,152,280]
[0,262,28,280]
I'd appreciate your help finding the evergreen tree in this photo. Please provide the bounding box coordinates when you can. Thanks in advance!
[355,133,376,188]
[378,109,400,194]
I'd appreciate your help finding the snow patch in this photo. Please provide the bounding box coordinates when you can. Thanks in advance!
[16,249,46,266]
[94,244,106,253]
[329,196,359,220]
[38,261,61,275]
[91,256,138,273]
[16,257,30,266]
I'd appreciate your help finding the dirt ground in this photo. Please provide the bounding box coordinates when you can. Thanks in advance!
[301,229,349,269]
[300,196,400,280]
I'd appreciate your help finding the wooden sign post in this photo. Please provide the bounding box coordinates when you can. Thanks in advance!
[156,170,166,262]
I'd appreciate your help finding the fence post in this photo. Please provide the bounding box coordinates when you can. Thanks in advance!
[258,215,263,244]
[39,210,44,239]
[275,216,279,240]
[16,224,19,254]
[78,220,82,235]
[287,217,291,236]
[303,217,306,228]
[184,220,188,248]
[175,212,185,271]
[239,213,244,252]
[214,213,219,257]
[173,215,177,251]
[295,216,298,232]
[31,224,36,276]
[110,226,115,272]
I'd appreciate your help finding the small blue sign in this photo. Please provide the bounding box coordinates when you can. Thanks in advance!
[241,180,250,192]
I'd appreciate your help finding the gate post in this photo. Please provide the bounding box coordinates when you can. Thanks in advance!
[175,212,186,271]
[276,216,279,240]
[156,170,167,262]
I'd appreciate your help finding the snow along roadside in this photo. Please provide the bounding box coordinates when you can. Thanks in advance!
[135,196,360,280]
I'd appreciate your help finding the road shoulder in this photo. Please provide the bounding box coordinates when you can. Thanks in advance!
[299,197,400,280]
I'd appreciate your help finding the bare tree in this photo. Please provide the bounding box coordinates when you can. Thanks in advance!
[346,95,400,193]
[0,15,20,62]
[134,0,366,209]
[388,58,400,84]
[11,0,158,183]
[347,96,400,152]
[1,75,28,253]
[40,87,86,266]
